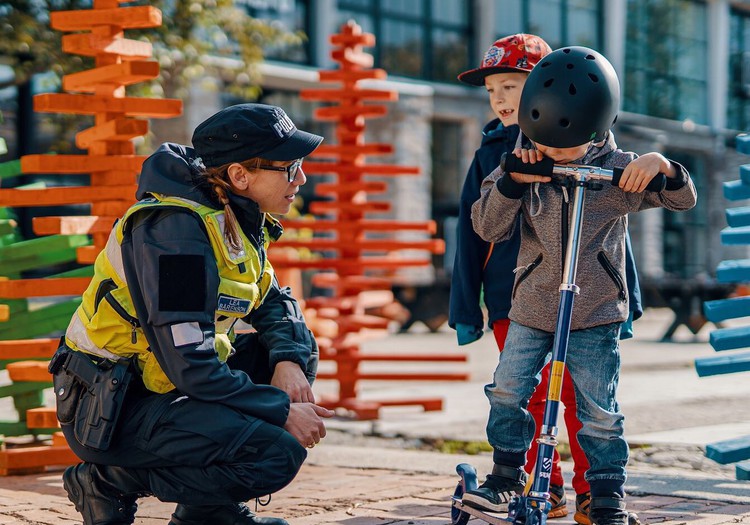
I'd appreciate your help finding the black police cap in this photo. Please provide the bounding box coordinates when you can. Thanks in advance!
[192,103,324,168]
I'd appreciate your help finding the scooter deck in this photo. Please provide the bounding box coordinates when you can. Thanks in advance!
[451,497,510,525]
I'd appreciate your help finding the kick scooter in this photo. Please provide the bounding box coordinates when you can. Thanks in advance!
[450,154,665,525]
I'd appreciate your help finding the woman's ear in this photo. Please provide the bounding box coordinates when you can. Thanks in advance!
[226,163,249,191]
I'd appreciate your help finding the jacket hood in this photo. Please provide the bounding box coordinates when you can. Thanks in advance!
[137,143,217,207]
[482,120,518,147]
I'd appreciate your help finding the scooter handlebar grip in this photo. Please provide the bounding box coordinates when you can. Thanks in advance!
[611,167,667,192]
[500,152,555,177]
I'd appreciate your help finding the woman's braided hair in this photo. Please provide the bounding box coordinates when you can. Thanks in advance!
[198,158,261,253]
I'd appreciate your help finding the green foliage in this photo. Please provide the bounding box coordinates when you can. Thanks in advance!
[0,0,303,101]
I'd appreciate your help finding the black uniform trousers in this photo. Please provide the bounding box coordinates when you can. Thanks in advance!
[59,333,312,505]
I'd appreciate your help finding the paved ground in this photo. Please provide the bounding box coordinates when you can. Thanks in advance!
[0,308,749,524]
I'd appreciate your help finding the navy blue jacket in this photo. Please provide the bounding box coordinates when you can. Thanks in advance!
[449,120,643,334]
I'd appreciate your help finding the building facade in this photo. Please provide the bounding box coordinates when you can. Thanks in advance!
[4,0,750,288]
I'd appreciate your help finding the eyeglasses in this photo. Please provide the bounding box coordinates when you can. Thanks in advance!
[257,159,303,183]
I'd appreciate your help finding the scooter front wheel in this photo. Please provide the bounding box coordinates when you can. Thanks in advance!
[451,463,478,525]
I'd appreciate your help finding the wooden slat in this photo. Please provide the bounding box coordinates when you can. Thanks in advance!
[63,61,160,92]
[51,5,161,31]
[301,89,396,102]
[26,408,60,429]
[709,325,750,351]
[62,33,152,58]
[716,259,750,283]
[706,435,750,464]
[726,206,750,228]
[704,296,750,323]
[303,161,419,176]
[0,339,59,360]
[34,93,182,118]
[281,219,436,234]
[723,180,750,201]
[695,351,750,377]
[76,118,149,148]
[6,362,52,383]
[0,445,79,474]
[21,154,146,173]
[0,277,90,298]
[33,216,115,235]
[721,226,750,245]
[0,186,134,206]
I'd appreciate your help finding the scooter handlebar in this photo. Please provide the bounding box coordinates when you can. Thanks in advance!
[500,153,667,192]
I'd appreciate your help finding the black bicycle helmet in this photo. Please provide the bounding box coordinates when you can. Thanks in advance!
[518,46,620,148]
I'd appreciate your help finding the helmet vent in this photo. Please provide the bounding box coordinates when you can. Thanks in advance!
[588,73,599,83]
[541,61,551,68]
[569,84,577,95]
[559,118,570,128]
[562,48,572,54]
[531,109,540,120]
[585,54,596,60]
[544,78,554,88]
[566,63,574,69]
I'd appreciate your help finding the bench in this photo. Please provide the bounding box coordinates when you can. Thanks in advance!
[639,276,734,341]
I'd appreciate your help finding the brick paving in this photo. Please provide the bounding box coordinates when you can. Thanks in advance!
[0,459,748,525]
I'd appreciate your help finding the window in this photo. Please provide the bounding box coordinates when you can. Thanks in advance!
[493,0,602,50]
[727,8,750,131]
[239,0,311,64]
[624,0,708,124]
[431,120,463,272]
[337,0,472,83]
[662,151,707,278]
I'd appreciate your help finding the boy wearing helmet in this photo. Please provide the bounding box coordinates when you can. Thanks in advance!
[468,47,697,525]
[452,36,642,523]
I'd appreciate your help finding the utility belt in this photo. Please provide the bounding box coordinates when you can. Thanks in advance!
[48,342,135,451]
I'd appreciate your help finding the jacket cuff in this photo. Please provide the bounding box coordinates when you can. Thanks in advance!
[664,160,689,191]
[269,350,307,371]
[496,174,527,199]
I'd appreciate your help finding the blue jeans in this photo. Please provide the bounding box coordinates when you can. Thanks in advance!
[485,321,628,489]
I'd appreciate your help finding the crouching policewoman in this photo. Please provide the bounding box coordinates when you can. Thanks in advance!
[49,103,334,525]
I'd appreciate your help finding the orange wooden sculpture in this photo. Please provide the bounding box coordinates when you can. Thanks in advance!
[273,21,468,420]
[0,0,180,474]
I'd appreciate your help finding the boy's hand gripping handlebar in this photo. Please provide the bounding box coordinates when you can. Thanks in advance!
[500,153,667,192]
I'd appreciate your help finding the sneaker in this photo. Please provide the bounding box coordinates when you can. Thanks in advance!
[575,491,592,525]
[548,484,569,519]
[462,467,527,513]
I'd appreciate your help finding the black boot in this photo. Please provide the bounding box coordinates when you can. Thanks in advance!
[63,463,151,525]
[169,503,288,525]
[589,496,628,525]
[462,464,527,513]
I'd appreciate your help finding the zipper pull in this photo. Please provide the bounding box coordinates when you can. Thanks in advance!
[131,323,138,344]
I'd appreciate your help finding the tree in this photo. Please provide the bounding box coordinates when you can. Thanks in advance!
[0,0,303,147]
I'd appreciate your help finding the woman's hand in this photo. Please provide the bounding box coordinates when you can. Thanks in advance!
[619,152,676,193]
[272,361,315,403]
[284,403,334,448]
[509,148,551,183]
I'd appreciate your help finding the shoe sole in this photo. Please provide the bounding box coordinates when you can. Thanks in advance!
[461,493,510,514]
[574,510,591,525]
[548,504,569,519]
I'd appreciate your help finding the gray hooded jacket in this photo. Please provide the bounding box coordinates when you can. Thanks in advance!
[471,133,697,333]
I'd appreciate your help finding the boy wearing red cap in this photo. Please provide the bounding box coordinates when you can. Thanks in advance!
[450,34,642,523]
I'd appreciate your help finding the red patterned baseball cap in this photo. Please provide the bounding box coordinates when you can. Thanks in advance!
[458,33,552,86]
